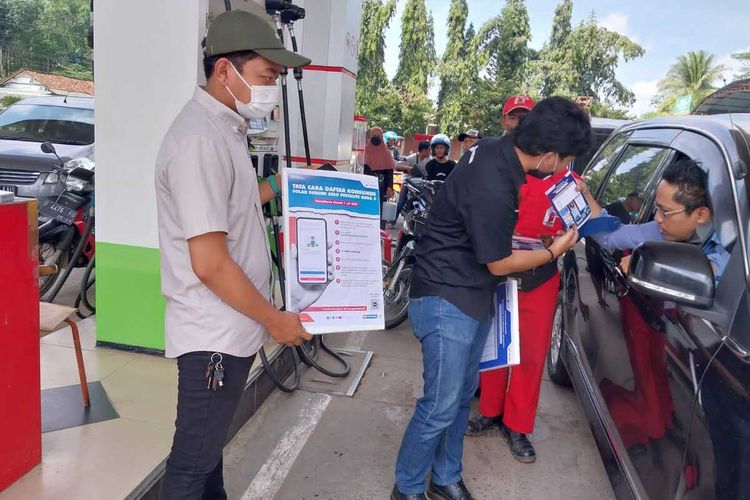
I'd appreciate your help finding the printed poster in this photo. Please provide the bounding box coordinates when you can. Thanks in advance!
[545,171,591,229]
[282,168,385,334]
[480,279,520,372]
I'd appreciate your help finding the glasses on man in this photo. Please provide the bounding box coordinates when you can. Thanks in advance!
[655,206,687,218]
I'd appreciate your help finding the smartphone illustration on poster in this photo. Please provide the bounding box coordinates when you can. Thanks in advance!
[296,218,328,284]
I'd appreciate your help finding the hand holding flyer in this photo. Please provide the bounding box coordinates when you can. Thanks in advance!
[545,171,591,229]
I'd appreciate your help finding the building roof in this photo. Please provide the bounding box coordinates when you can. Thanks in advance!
[694,79,750,115]
[0,69,94,96]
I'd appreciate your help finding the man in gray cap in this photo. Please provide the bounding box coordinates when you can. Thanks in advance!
[155,10,310,499]
[457,128,481,153]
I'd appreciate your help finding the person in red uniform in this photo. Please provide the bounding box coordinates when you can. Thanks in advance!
[466,95,580,464]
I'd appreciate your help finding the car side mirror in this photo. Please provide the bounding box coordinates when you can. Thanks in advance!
[627,241,715,309]
[40,141,56,155]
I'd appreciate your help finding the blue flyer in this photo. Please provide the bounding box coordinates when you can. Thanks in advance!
[480,279,520,372]
[545,171,591,229]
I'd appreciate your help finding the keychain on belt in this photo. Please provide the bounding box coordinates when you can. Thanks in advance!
[205,352,225,391]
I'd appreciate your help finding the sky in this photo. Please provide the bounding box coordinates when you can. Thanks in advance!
[382,0,750,116]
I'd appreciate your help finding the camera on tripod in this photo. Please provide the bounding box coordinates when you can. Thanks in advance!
[265,0,305,23]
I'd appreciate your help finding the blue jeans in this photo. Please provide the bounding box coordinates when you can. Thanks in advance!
[395,296,491,494]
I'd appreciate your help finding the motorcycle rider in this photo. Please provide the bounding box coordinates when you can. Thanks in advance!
[385,130,401,161]
[425,134,456,181]
[395,140,431,217]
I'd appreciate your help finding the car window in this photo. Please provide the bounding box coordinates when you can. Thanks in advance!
[583,131,631,197]
[0,104,94,145]
[597,145,670,216]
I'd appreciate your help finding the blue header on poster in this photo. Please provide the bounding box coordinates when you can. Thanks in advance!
[479,283,514,371]
[287,170,380,216]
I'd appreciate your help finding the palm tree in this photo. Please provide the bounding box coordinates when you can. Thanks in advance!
[655,51,727,113]
[732,50,750,80]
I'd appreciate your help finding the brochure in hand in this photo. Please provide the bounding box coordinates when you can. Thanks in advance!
[511,235,547,251]
[545,171,591,229]
[480,279,520,372]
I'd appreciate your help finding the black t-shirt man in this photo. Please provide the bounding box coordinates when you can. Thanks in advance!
[426,158,457,181]
[411,135,526,320]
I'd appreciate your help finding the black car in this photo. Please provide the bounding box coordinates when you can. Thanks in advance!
[0,95,95,201]
[570,117,631,174]
[548,114,750,499]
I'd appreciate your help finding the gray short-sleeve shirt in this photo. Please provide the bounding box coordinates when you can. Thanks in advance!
[155,87,272,358]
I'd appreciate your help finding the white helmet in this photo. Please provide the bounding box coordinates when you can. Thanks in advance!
[430,134,451,157]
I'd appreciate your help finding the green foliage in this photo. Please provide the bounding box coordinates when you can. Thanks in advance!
[0,0,92,79]
[0,95,21,108]
[549,0,572,50]
[653,50,726,113]
[355,0,397,120]
[530,11,644,108]
[436,0,477,136]
[463,0,532,135]
[355,0,644,137]
[732,50,750,80]
[478,0,531,97]
[393,0,434,94]
[589,101,632,120]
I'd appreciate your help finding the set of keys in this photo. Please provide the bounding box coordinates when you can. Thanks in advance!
[206,352,225,391]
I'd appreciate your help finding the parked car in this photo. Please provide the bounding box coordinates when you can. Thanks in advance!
[570,117,631,174]
[0,95,94,201]
[548,113,750,499]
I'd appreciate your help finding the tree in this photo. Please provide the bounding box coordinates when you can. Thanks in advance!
[0,95,21,109]
[530,0,573,98]
[731,50,750,80]
[355,0,397,118]
[549,0,572,50]
[436,0,472,135]
[528,7,644,113]
[0,0,91,79]
[393,0,434,94]
[470,0,532,135]
[479,0,531,96]
[565,15,644,105]
[654,51,726,113]
[0,0,44,75]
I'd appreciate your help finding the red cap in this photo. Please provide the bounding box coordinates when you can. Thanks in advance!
[503,95,536,115]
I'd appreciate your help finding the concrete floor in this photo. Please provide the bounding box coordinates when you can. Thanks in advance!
[44,267,93,311]
[222,321,615,500]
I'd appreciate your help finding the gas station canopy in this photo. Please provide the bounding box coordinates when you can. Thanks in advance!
[694,79,750,115]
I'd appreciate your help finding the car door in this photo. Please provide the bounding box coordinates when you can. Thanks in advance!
[644,130,749,500]
[571,130,686,499]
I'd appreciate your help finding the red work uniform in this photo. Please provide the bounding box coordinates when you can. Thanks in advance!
[478,169,577,434]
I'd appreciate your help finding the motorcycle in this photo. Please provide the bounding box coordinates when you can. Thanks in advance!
[37,141,95,298]
[382,177,442,329]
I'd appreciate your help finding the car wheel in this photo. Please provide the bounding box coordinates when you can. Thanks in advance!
[547,297,572,387]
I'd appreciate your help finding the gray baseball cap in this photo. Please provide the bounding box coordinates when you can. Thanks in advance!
[204,10,311,68]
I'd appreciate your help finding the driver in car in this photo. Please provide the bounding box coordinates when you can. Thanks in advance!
[578,157,730,281]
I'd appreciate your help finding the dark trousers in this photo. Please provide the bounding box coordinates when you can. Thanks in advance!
[160,351,255,500]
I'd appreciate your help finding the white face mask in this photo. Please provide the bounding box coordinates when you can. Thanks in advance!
[225,63,279,120]
[535,152,559,174]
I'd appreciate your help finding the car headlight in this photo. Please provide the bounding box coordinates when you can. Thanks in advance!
[43,172,63,184]
[66,176,94,192]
